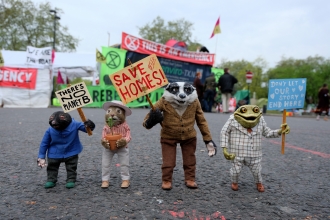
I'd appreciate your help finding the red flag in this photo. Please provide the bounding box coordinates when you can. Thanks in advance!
[51,49,55,63]
[210,17,221,38]
[56,70,64,84]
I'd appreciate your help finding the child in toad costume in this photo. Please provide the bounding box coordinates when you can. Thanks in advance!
[221,105,290,192]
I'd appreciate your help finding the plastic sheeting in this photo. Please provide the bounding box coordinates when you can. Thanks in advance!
[1,50,96,79]
[1,69,52,108]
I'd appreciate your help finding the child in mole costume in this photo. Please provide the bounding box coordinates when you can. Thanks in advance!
[37,111,95,189]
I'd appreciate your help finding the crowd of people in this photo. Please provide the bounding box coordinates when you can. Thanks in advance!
[193,68,238,113]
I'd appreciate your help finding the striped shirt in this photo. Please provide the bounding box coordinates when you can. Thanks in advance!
[102,121,131,147]
[220,115,280,157]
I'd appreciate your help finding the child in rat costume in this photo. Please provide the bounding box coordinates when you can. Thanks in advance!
[143,82,217,190]
[221,105,290,192]
[101,100,132,189]
[37,111,95,189]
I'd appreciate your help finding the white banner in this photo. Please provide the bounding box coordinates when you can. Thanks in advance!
[26,46,52,66]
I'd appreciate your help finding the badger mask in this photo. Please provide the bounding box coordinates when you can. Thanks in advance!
[163,82,197,115]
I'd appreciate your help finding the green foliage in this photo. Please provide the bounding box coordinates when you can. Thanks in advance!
[217,55,330,109]
[106,117,114,135]
[266,56,330,106]
[138,16,202,51]
[69,77,92,86]
[217,58,269,99]
[0,0,79,51]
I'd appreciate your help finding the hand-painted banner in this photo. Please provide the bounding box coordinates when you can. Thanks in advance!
[26,46,52,66]
[125,51,213,84]
[53,85,164,108]
[100,47,127,86]
[55,82,93,112]
[121,32,215,66]
[110,54,168,104]
[267,78,307,110]
[0,67,37,89]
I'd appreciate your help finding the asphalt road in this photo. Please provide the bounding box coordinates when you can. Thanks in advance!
[0,107,329,220]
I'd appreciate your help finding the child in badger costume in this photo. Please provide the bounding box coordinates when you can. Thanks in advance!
[143,82,217,190]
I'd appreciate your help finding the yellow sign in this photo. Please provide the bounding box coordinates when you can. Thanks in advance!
[96,49,106,63]
[0,51,4,67]
[110,54,168,104]
[55,82,93,113]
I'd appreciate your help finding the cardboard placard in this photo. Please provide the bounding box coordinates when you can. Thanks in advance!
[267,78,307,110]
[110,54,168,104]
[55,82,93,112]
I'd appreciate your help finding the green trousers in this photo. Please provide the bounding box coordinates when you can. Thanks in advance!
[47,155,78,183]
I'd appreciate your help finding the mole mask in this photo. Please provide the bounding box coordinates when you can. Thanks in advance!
[49,111,72,130]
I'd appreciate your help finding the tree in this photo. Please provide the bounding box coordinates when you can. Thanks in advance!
[218,58,269,100]
[266,55,330,106]
[0,0,79,52]
[138,16,201,51]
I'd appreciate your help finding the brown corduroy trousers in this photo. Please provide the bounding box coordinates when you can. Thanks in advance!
[160,137,197,182]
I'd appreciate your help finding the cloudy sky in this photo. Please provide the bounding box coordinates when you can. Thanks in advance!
[31,0,330,68]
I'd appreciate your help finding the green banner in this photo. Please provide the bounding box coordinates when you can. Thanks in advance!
[100,47,127,86]
[212,67,224,83]
[54,85,164,108]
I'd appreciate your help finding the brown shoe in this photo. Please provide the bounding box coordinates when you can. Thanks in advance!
[185,180,198,189]
[256,183,265,192]
[121,180,130,188]
[161,181,172,190]
[231,183,238,191]
[101,181,109,189]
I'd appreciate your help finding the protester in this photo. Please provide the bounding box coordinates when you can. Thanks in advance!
[316,83,329,121]
[217,68,238,113]
[203,73,217,112]
[193,72,204,108]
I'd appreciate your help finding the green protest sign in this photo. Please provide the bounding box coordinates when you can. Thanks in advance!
[212,67,224,83]
[100,47,127,86]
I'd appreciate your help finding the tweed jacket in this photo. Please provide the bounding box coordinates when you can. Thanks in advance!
[143,97,212,141]
[220,115,280,157]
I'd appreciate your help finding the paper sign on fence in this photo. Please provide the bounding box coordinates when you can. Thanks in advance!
[55,82,93,112]
[109,54,168,104]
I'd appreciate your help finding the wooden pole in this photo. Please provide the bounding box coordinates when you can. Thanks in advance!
[67,84,93,136]
[281,109,287,154]
[77,108,92,136]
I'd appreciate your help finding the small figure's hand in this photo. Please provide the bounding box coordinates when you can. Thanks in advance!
[223,147,235,160]
[278,123,290,135]
[101,139,110,149]
[37,158,47,168]
[145,108,163,129]
[84,119,95,130]
[204,140,217,157]
[116,138,127,149]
